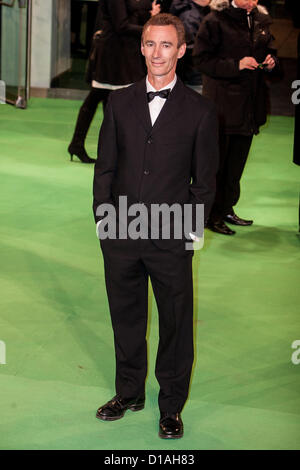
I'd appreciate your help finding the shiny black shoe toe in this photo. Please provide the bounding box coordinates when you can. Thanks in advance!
[224,212,253,226]
[96,395,145,421]
[159,413,183,439]
[207,220,236,235]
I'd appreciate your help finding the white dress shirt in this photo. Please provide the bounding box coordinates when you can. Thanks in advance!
[146,75,177,126]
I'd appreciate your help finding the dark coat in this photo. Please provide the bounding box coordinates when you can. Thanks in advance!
[93,78,219,240]
[294,32,300,166]
[170,0,210,85]
[87,0,152,86]
[193,0,276,135]
[170,0,210,46]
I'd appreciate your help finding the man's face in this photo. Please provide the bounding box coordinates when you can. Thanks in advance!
[141,25,186,80]
[235,0,258,12]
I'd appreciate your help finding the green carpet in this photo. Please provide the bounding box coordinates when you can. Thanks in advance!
[0,98,299,450]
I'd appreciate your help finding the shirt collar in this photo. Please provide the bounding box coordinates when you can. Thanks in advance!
[146,75,177,93]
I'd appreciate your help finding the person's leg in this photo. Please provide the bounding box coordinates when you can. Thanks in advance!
[68,88,110,162]
[143,241,194,414]
[101,239,149,400]
[209,132,230,222]
[223,134,253,216]
[207,134,236,234]
[208,134,254,232]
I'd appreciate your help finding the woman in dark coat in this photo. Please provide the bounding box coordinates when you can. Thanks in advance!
[68,0,160,163]
[193,0,277,234]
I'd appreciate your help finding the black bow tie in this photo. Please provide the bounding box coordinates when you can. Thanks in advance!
[147,88,171,103]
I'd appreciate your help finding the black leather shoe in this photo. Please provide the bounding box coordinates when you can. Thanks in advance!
[159,413,183,439]
[224,212,253,226]
[96,395,145,421]
[207,220,236,235]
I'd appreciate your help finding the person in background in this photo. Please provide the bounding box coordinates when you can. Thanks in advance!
[293,33,300,232]
[68,0,161,163]
[170,0,211,92]
[193,0,277,235]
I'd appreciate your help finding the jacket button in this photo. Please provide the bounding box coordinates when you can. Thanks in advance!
[147,138,152,144]
[144,170,149,175]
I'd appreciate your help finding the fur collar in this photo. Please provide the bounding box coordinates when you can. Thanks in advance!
[209,0,268,15]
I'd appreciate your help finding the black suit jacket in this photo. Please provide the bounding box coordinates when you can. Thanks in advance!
[93,77,219,242]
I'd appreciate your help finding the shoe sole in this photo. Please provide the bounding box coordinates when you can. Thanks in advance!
[225,222,253,226]
[96,404,145,421]
[158,431,183,439]
[209,228,236,235]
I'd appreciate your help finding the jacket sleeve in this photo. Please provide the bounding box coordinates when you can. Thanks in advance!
[189,102,219,229]
[193,16,241,79]
[107,0,148,37]
[93,94,118,224]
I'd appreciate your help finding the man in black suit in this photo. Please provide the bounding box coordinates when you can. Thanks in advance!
[93,13,218,439]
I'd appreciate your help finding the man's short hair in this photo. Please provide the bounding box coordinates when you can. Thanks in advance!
[142,13,186,48]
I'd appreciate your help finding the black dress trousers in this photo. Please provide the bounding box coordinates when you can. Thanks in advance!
[100,236,194,414]
[210,133,253,221]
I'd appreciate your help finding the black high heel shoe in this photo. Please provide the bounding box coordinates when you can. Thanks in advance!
[68,144,96,164]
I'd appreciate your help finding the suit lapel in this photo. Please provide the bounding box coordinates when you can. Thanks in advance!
[131,79,152,134]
